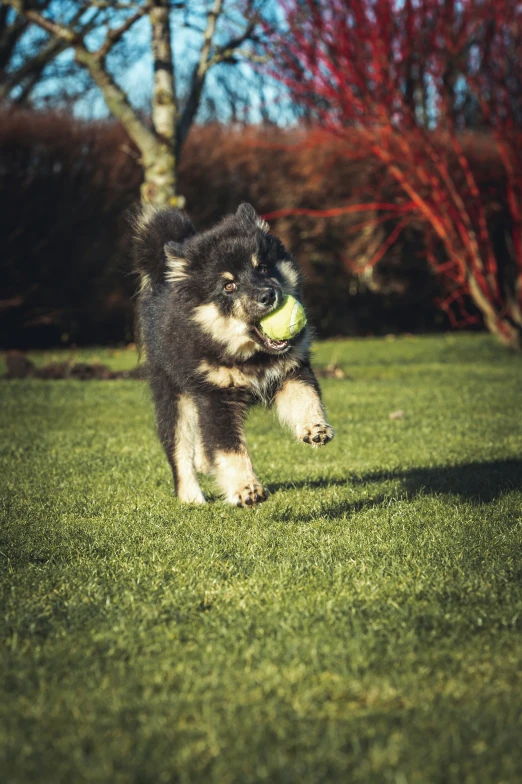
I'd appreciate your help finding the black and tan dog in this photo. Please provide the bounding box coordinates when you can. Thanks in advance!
[134,203,333,506]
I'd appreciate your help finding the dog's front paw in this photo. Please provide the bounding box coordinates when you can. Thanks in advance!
[300,423,334,447]
[231,482,270,507]
[178,487,206,504]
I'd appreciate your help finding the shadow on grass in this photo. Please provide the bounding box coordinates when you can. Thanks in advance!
[271,458,522,506]
[288,495,391,523]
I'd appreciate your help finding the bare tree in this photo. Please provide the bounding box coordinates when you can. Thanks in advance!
[0,2,74,104]
[4,0,269,205]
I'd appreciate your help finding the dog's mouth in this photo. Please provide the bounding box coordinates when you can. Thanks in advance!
[253,323,290,354]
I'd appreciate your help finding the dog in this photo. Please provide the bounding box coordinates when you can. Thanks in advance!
[134,202,334,507]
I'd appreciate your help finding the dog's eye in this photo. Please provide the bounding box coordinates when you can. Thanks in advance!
[258,265,269,275]
[224,281,237,292]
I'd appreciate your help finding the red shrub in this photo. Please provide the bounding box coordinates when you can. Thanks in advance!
[270,0,522,349]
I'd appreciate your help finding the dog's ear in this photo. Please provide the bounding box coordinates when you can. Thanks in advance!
[164,241,189,283]
[236,203,269,233]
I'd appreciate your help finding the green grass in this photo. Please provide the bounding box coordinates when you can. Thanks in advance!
[1,333,522,783]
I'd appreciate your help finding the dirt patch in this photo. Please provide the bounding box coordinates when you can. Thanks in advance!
[3,351,143,380]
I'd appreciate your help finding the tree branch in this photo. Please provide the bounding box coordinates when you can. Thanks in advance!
[197,0,223,79]
[177,0,266,153]
[210,19,258,67]
[7,1,79,43]
[75,46,158,159]
[210,46,268,66]
[96,3,151,58]
[90,1,145,8]
[0,6,29,71]
[0,33,65,101]
[5,1,158,157]
[176,0,224,153]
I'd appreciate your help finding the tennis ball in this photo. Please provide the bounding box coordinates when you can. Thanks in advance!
[259,295,307,340]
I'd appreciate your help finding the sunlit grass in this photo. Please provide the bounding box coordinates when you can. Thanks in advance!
[1,334,522,783]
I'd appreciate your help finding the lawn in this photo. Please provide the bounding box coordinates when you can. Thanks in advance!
[1,334,522,784]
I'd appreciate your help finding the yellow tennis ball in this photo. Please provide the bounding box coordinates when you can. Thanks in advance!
[259,295,307,340]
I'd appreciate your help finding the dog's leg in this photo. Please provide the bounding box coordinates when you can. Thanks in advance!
[194,427,211,474]
[197,392,269,507]
[173,395,207,503]
[150,371,205,503]
[274,369,334,447]
[213,448,269,507]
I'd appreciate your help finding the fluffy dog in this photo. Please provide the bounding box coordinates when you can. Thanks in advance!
[134,203,333,506]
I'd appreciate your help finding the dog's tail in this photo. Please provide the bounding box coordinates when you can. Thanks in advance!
[133,204,195,287]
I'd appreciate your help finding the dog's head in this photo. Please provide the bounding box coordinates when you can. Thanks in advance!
[166,203,305,358]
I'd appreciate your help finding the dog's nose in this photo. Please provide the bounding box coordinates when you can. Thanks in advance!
[257,288,276,308]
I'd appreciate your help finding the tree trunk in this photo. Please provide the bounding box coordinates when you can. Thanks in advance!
[468,275,522,350]
[144,0,184,207]
[76,2,182,208]
[141,145,180,207]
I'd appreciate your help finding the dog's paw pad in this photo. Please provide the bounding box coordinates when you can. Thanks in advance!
[301,423,334,447]
[232,483,270,507]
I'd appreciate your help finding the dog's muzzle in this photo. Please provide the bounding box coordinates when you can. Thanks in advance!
[256,287,277,309]
[252,323,291,354]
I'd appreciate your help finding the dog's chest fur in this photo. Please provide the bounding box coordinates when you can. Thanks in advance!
[197,350,302,403]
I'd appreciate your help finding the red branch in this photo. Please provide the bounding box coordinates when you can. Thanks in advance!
[268,0,522,348]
